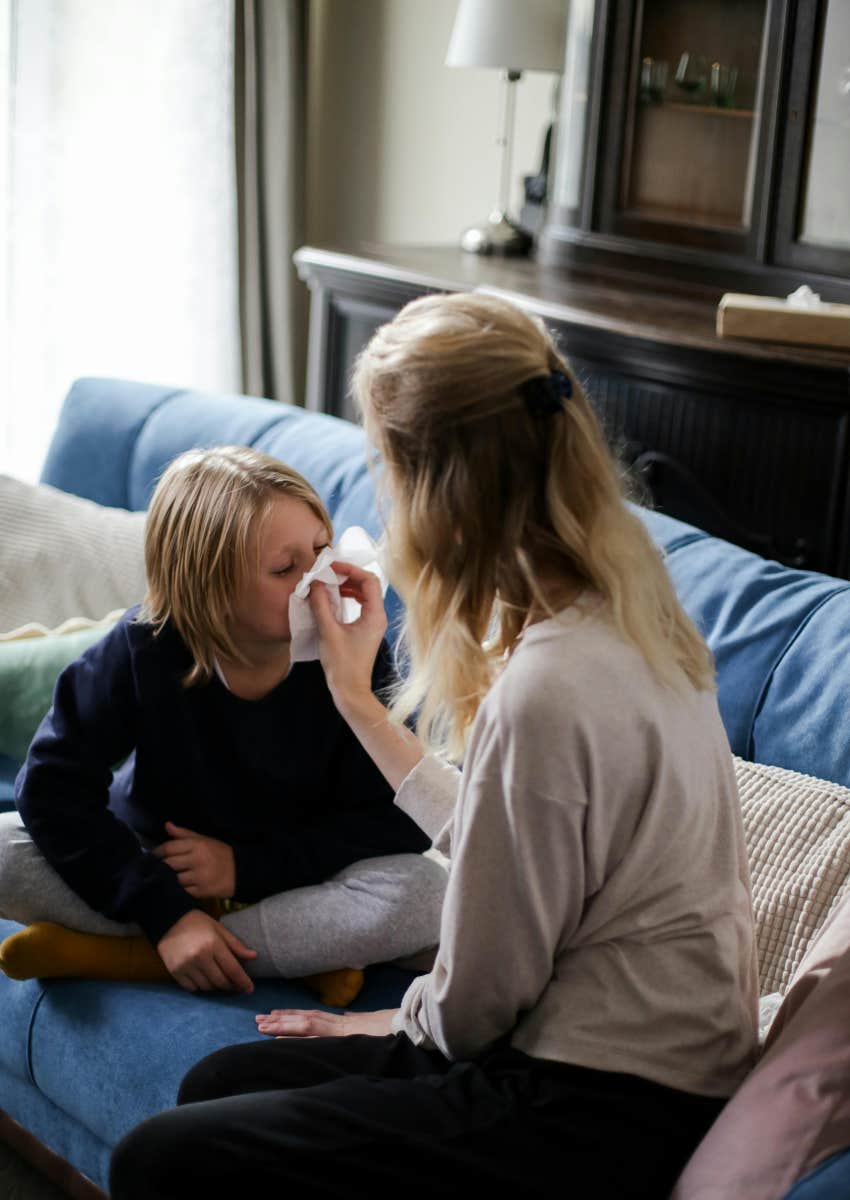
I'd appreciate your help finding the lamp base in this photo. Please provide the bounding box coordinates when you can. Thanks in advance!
[459,210,533,256]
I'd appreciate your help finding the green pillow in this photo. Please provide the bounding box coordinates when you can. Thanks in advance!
[0,624,117,762]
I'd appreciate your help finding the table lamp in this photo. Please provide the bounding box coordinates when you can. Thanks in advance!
[446,0,567,255]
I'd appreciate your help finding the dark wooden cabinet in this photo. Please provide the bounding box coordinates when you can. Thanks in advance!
[295,244,850,576]
[541,0,850,301]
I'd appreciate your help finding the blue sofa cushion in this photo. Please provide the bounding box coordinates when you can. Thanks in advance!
[636,509,850,779]
[751,591,850,785]
[0,919,416,1156]
[786,1150,850,1199]
[126,392,355,511]
[0,970,43,1083]
[39,379,179,510]
[2,1071,113,1193]
[666,539,847,759]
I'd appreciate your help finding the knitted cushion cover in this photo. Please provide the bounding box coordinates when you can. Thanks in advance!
[735,756,850,995]
[0,474,146,635]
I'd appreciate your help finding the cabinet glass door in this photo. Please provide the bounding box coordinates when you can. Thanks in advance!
[615,0,770,246]
[797,0,850,251]
[772,0,850,282]
[550,0,598,224]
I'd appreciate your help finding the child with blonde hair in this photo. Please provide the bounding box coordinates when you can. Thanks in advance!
[0,446,445,1004]
[111,295,758,1200]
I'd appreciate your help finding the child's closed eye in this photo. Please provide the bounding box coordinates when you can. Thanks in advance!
[273,546,330,576]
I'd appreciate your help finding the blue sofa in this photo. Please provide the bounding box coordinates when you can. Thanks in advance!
[2,376,850,1197]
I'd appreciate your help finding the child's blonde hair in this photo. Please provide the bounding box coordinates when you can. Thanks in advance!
[352,292,714,758]
[140,445,332,686]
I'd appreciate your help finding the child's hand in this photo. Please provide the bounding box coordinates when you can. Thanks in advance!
[310,560,388,711]
[153,821,236,899]
[254,1008,398,1038]
[157,910,256,994]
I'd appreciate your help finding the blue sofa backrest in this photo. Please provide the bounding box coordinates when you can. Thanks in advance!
[37,376,850,791]
[640,508,850,786]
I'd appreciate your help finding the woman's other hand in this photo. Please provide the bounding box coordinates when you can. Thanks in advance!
[157,910,256,993]
[309,560,388,714]
[254,1008,398,1038]
[153,821,236,899]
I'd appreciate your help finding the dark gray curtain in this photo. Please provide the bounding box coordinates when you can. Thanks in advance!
[235,0,308,403]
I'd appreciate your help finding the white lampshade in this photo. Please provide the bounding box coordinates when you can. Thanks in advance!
[446,0,567,74]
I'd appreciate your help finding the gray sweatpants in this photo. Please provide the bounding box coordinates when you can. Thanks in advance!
[0,811,447,976]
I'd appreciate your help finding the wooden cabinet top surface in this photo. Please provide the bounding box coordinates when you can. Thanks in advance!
[295,243,850,372]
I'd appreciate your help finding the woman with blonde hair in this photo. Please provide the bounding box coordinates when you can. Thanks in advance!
[0,446,445,1003]
[111,295,758,1200]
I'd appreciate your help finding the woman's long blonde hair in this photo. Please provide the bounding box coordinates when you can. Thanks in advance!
[140,445,332,686]
[352,292,713,759]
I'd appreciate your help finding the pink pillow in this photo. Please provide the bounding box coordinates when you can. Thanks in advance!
[672,896,850,1200]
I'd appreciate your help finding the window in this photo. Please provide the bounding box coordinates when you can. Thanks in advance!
[0,0,241,480]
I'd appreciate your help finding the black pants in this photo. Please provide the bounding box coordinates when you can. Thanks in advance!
[109,1035,724,1199]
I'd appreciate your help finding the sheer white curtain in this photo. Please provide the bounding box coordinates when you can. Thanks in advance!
[0,0,241,482]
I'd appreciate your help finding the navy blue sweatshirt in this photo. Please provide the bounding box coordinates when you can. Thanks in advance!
[15,608,428,944]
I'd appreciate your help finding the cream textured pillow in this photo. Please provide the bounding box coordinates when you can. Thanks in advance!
[736,756,850,995]
[0,475,147,634]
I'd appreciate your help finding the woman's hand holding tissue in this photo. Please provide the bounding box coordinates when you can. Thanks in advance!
[309,559,424,793]
[308,560,387,714]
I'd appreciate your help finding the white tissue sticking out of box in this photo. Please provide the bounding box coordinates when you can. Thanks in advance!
[288,525,387,664]
[786,284,822,308]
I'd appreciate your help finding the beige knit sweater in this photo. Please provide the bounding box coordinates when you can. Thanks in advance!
[391,600,759,1098]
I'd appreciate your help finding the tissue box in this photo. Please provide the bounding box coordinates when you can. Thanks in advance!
[717,292,850,350]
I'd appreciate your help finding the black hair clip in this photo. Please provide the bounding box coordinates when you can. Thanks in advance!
[520,369,572,418]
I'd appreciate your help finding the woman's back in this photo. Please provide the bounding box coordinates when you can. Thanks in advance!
[396,596,758,1095]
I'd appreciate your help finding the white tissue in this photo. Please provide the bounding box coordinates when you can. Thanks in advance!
[786,284,822,308]
[288,526,387,663]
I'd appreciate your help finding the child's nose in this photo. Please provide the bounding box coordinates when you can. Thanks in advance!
[296,548,323,581]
